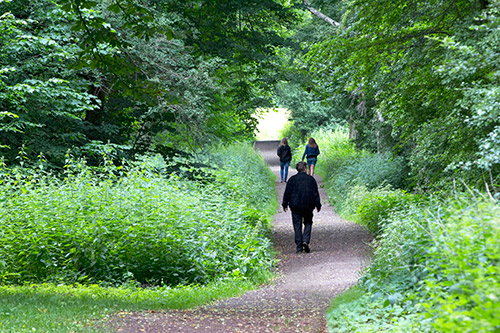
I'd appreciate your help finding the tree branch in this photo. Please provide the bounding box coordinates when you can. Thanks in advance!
[303,0,340,27]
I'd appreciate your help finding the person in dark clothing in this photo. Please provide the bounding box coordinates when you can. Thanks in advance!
[301,137,320,176]
[277,137,292,183]
[282,161,322,253]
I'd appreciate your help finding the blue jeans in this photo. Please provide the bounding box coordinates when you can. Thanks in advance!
[280,161,290,181]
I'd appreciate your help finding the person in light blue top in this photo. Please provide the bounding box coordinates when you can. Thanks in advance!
[301,137,320,176]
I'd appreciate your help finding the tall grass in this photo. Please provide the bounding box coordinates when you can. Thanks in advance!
[307,128,500,332]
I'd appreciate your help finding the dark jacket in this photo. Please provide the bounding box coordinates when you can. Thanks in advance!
[277,145,292,163]
[282,172,321,211]
[302,144,320,161]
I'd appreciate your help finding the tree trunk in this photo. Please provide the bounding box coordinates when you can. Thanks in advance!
[303,0,340,26]
[349,116,357,140]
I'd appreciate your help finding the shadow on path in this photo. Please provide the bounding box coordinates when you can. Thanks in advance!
[109,141,372,332]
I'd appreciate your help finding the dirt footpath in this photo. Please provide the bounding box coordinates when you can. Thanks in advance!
[108,141,372,332]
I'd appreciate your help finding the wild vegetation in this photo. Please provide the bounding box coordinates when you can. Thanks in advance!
[0,145,276,286]
[283,128,499,332]
[280,3,500,329]
[1,0,499,331]
[0,144,277,330]
[282,0,500,194]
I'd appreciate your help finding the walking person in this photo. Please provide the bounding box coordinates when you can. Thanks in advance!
[282,161,321,253]
[277,137,292,183]
[301,137,320,176]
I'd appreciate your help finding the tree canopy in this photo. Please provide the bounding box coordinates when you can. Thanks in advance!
[0,0,304,167]
[1,0,498,192]
[286,0,500,191]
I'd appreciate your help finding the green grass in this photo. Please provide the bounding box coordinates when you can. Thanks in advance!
[0,276,271,332]
[327,285,365,312]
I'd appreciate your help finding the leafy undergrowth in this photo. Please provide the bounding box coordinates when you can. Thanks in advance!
[308,129,500,332]
[0,144,276,286]
[302,128,409,236]
[0,143,278,331]
[327,196,500,332]
[326,286,430,332]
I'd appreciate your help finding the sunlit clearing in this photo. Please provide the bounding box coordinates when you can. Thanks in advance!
[255,108,290,141]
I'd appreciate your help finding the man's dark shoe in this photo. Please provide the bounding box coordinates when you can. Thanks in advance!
[296,249,303,253]
[302,243,310,253]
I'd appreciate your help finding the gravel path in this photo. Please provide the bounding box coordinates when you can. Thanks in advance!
[108,141,372,332]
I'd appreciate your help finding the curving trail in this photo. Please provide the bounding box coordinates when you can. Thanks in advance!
[109,140,372,332]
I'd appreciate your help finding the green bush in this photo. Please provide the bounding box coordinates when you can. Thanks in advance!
[343,185,420,235]
[312,119,500,333]
[330,196,500,332]
[327,151,406,199]
[327,289,432,332]
[278,120,303,150]
[420,198,500,332]
[207,143,277,218]
[302,127,416,236]
[355,192,406,236]
[0,144,277,286]
[361,205,434,296]
[306,128,407,219]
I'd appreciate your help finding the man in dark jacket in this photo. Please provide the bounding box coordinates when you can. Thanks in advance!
[282,161,321,253]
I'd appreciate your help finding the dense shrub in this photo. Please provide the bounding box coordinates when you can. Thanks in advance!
[290,127,356,172]
[278,120,303,150]
[342,185,421,235]
[311,128,357,175]
[325,151,406,212]
[420,198,500,332]
[0,144,277,286]
[311,128,500,331]
[328,197,500,332]
[362,204,435,295]
[206,143,277,217]
[305,128,407,228]
[326,288,431,332]
[337,151,405,188]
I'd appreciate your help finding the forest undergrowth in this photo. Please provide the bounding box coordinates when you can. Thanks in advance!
[286,128,500,333]
[0,143,277,332]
